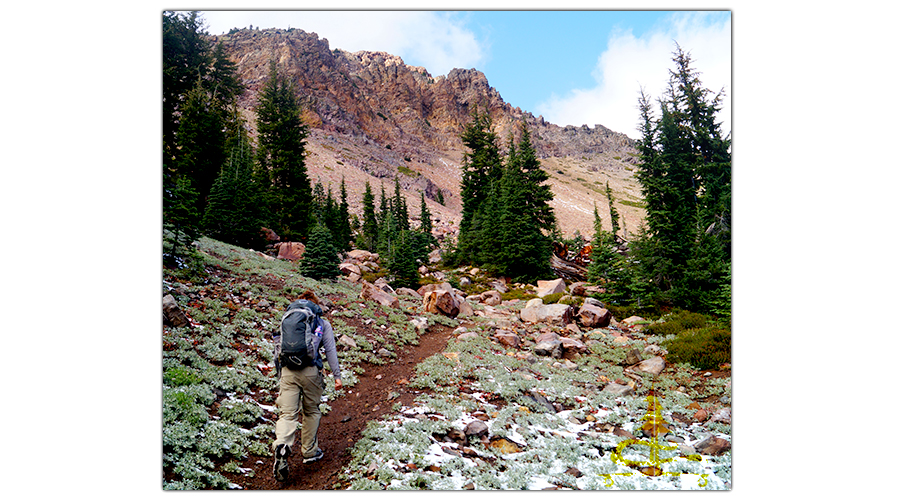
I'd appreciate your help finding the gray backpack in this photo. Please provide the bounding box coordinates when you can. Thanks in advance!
[279,300,324,370]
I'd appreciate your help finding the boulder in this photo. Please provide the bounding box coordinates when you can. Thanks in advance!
[559,336,586,352]
[410,316,428,334]
[395,287,421,299]
[348,249,379,262]
[162,294,190,328]
[480,290,502,306]
[569,282,587,296]
[457,331,479,340]
[535,331,560,344]
[456,297,474,318]
[535,278,566,297]
[583,297,605,308]
[534,339,562,358]
[423,290,459,317]
[636,356,666,376]
[359,281,399,308]
[428,249,443,264]
[603,383,634,396]
[711,407,732,424]
[489,437,523,454]
[622,315,646,325]
[625,349,643,365]
[491,280,510,294]
[495,330,521,348]
[577,303,611,328]
[695,436,731,456]
[338,335,358,349]
[417,282,453,297]
[275,242,306,261]
[464,420,489,439]
[520,300,574,325]
[339,262,361,276]
[260,227,280,244]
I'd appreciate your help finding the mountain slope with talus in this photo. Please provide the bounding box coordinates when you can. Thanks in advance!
[213,27,646,240]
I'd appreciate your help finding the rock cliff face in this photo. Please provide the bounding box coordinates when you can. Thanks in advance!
[212,28,644,239]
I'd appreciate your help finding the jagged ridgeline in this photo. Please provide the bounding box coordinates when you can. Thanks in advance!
[213,27,634,156]
[207,27,645,240]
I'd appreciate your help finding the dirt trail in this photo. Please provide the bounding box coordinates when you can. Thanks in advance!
[225,321,463,490]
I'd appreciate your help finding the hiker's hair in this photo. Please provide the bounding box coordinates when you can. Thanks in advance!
[298,290,320,305]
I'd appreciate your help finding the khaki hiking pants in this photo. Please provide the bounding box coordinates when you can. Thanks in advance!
[273,365,323,459]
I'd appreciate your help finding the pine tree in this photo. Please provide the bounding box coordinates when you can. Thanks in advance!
[630,43,731,312]
[256,60,312,242]
[496,146,552,282]
[202,121,264,249]
[163,173,201,266]
[335,177,352,252]
[163,11,211,164]
[300,223,340,280]
[605,181,621,241]
[514,124,556,234]
[410,191,436,265]
[392,177,410,232]
[456,108,503,264]
[388,230,420,289]
[358,181,379,252]
[175,78,227,215]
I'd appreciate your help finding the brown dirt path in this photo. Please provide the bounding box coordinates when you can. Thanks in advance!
[224,321,463,490]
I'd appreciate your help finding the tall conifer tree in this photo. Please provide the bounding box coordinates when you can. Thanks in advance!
[358,181,379,252]
[631,44,731,312]
[456,108,503,264]
[256,60,312,241]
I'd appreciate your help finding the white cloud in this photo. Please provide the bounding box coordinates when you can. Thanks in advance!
[201,10,484,77]
[535,12,731,140]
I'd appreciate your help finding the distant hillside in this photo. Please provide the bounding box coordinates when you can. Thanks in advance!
[212,27,646,239]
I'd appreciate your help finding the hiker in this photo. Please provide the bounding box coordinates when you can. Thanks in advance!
[272,292,342,482]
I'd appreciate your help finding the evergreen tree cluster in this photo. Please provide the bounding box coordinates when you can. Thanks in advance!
[588,44,731,316]
[310,177,353,252]
[449,111,556,283]
[162,11,354,281]
[354,178,437,289]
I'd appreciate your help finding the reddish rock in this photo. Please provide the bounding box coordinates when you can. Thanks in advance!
[162,294,190,328]
[275,242,306,261]
[577,302,611,328]
[536,278,566,297]
[495,331,521,348]
[559,336,586,352]
[339,262,361,276]
[359,281,399,308]
[423,290,459,317]
[417,282,454,297]
[695,436,731,456]
[480,290,502,306]
[260,227,280,243]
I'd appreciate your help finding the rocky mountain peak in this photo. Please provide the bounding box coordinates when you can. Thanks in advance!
[212,27,645,239]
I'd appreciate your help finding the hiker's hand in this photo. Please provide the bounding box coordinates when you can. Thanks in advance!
[334,378,343,390]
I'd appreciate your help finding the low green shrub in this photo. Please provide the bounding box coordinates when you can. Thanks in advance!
[502,289,537,302]
[541,293,564,304]
[644,310,711,337]
[164,366,203,387]
[662,326,731,370]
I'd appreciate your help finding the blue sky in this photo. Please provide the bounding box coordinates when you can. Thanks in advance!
[198,10,731,139]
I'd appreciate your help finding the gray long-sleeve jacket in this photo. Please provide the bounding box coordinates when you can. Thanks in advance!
[273,307,341,380]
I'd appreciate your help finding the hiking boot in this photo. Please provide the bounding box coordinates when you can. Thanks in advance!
[273,444,291,482]
[302,449,324,464]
